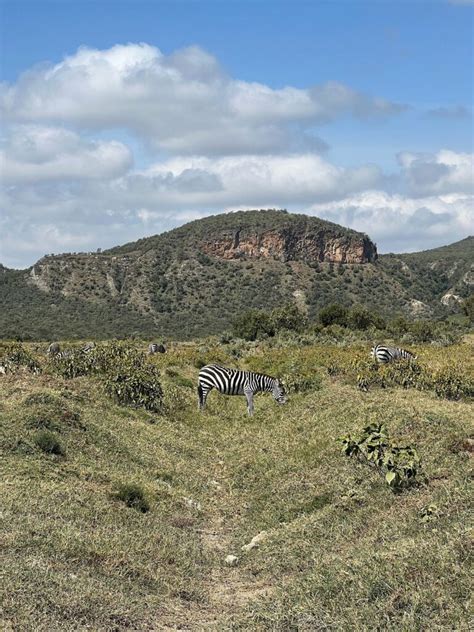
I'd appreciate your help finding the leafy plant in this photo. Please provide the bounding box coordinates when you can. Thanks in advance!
[339,423,422,491]
[105,364,164,412]
[0,343,41,374]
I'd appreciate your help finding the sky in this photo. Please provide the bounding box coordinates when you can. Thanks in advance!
[0,0,473,269]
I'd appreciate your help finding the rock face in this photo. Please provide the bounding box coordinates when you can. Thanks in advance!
[201,227,377,264]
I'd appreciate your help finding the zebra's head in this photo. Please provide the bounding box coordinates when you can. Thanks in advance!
[272,380,287,405]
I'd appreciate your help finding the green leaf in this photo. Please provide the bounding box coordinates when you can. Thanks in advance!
[385,471,396,485]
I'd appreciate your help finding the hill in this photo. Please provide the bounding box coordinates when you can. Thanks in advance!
[0,210,472,339]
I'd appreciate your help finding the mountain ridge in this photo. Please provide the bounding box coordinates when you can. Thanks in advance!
[1,210,472,339]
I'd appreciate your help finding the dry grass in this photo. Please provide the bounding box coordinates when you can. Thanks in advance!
[0,339,472,630]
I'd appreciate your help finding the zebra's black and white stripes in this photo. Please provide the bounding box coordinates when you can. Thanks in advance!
[148,343,166,354]
[198,364,286,416]
[371,344,416,364]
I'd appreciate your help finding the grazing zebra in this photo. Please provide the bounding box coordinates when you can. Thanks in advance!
[198,364,287,416]
[371,344,416,364]
[148,342,166,354]
[47,342,61,355]
[53,350,72,360]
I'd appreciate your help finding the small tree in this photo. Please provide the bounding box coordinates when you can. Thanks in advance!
[271,303,308,332]
[318,303,348,327]
[233,310,275,341]
[462,294,474,322]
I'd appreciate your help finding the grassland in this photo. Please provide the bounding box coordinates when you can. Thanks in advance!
[0,338,472,630]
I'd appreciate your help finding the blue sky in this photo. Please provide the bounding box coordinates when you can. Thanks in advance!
[0,0,473,267]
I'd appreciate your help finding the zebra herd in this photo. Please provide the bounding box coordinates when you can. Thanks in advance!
[197,344,416,416]
[45,341,415,417]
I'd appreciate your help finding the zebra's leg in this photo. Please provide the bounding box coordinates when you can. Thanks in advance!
[245,390,254,416]
[198,383,210,411]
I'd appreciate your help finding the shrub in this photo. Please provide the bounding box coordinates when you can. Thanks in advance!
[431,366,473,401]
[339,423,422,491]
[0,343,41,374]
[271,303,308,333]
[347,306,386,330]
[409,320,436,343]
[50,351,91,379]
[34,431,65,456]
[23,392,57,406]
[114,483,150,513]
[105,364,164,412]
[233,309,275,341]
[318,303,348,327]
[462,294,474,322]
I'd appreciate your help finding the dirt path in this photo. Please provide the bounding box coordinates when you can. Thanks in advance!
[160,455,274,631]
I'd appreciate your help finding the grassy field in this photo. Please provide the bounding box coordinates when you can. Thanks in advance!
[0,338,472,630]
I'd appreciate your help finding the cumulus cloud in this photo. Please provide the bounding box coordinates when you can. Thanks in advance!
[0,43,406,156]
[0,125,132,183]
[397,149,474,196]
[0,42,471,268]
[309,190,474,253]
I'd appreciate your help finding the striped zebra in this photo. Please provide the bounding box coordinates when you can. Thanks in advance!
[371,344,416,364]
[82,342,95,353]
[148,342,166,354]
[47,342,61,356]
[53,350,72,360]
[198,364,287,416]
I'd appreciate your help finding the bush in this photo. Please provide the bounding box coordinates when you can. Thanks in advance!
[462,294,474,322]
[114,483,150,513]
[271,303,308,333]
[431,366,473,401]
[34,431,65,456]
[105,364,164,412]
[233,309,275,341]
[318,303,348,327]
[347,305,385,330]
[0,343,41,374]
[339,423,422,491]
[409,320,436,343]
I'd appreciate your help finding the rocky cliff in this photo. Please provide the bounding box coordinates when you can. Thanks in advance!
[201,226,376,263]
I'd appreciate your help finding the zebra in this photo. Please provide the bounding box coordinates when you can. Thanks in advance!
[82,342,95,353]
[47,342,61,356]
[52,350,72,361]
[371,344,416,364]
[198,364,287,416]
[148,342,166,354]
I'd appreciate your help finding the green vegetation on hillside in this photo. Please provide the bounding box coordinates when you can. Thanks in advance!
[0,336,472,630]
[0,211,472,340]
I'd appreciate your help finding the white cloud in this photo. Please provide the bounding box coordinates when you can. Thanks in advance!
[0,125,132,183]
[309,190,474,252]
[0,43,471,268]
[1,43,406,156]
[397,149,474,195]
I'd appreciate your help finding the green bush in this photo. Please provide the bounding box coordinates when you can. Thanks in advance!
[271,303,308,333]
[318,303,348,327]
[114,483,150,513]
[0,343,41,374]
[34,431,65,456]
[462,294,474,322]
[431,366,473,401]
[339,423,422,491]
[105,364,164,412]
[233,309,275,341]
[347,305,385,330]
